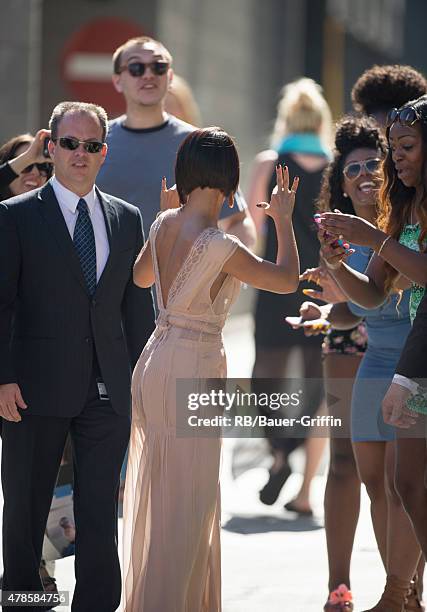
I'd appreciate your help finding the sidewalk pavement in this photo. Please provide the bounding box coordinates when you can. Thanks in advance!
[1,312,388,611]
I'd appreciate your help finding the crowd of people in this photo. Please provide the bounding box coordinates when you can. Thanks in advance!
[0,32,427,612]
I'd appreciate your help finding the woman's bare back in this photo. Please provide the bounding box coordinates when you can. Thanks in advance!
[155,211,227,307]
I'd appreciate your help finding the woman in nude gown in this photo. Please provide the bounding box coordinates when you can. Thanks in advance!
[122,127,300,612]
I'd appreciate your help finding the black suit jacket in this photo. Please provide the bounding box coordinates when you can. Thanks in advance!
[396,287,427,382]
[0,182,155,416]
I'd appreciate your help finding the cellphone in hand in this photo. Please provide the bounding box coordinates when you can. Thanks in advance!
[43,137,50,159]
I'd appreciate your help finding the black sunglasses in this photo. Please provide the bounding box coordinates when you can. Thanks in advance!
[386,106,421,128]
[52,137,104,154]
[22,162,53,177]
[118,61,170,77]
[343,158,382,181]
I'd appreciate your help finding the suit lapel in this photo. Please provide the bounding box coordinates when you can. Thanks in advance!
[37,182,89,295]
[94,188,118,296]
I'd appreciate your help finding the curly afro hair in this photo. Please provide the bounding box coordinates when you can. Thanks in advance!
[351,64,427,116]
[317,115,387,214]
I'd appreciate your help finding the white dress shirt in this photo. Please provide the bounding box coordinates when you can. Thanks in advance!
[51,176,110,282]
[392,373,419,394]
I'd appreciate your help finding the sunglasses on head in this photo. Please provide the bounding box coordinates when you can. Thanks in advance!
[117,61,170,77]
[386,106,421,128]
[21,162,52,177]
[343,158,382,181]
[52,137,104,154]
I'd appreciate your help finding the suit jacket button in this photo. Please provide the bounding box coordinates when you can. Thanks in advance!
[92,299,97,307]
[85,337,91,343]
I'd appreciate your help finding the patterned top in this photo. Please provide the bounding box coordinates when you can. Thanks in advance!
[398,223,426,323]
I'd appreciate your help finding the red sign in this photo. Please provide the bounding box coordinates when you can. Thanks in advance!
[61,18,145,117]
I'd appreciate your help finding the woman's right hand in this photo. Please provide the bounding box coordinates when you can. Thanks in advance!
[285,301,330,336]
[300,266,348,303]
[160,178,181,211]
[256,165,299,220]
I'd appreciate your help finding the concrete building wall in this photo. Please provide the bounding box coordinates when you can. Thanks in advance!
[157,0,307,186]
[0,0,42,141]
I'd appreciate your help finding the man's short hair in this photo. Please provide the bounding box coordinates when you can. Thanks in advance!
[175,127,240,204]
[49,101,109,142]
[112,36,173,75]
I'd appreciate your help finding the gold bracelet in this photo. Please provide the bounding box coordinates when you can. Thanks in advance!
[377,235,392,257]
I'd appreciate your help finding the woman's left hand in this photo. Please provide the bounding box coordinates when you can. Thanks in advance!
[160,178,181,211]
[318,210,381,248]
[382,383,418,428]
[318,229,354,272]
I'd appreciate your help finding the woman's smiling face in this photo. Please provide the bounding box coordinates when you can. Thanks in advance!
[389,121,424,188]
[341,147,382,210]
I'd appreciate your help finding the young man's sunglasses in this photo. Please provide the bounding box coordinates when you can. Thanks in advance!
[22,162,53,177]
[117,61,169,77]
[343,158,382,181]
[52,137,104,154]
[386,106,421,128]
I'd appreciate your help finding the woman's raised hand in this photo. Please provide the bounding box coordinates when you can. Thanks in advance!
[160,177,181,211]
[256,165,299,220]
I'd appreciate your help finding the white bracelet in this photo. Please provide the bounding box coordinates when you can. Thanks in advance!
[377,235,392,257]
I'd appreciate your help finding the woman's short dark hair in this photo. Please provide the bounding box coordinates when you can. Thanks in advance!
[317,115,387,214]
[0,133,34,200]
[175,127,239,204]
[351,64,427,116]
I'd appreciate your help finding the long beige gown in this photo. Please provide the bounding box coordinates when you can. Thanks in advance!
[122,213,241,612]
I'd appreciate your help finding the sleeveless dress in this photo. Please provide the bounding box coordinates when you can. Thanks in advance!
[122,213,241,612]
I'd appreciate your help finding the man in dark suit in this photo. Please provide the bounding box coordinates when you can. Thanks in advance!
[0,101,155,611]
[382,289,427,428]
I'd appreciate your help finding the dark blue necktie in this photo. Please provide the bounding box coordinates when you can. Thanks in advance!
[73,198,97,296]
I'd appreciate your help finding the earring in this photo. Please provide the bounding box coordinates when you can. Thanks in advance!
[343,192,348,198]
[228,194,234,208]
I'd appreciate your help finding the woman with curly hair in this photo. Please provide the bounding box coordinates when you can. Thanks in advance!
[352,63,427,127]
[306,116,388,611]
[297,115,422,611]
[319,95,427,611]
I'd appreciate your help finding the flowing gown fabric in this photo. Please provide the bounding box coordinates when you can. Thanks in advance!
[123,214,241,612]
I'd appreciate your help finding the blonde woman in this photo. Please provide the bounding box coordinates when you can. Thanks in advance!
[248,78,332,512]
[165,74,202,127]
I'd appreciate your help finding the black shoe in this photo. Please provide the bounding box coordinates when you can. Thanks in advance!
[40,563,58,595]
[284,499,313,517]
[259,463,291,505]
